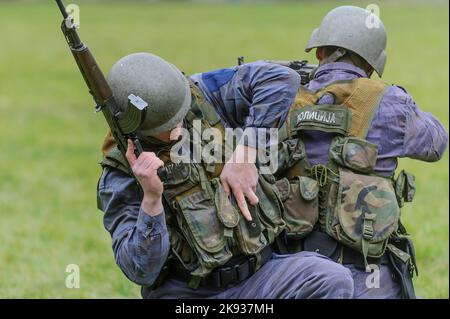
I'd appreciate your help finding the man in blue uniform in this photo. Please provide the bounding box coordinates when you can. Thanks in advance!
[275,6,448,299]
[97,53,355,299]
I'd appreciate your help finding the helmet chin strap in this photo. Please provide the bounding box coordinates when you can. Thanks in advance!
[318,47,372,77]
[308,47,348,80]
[320,47,347,65]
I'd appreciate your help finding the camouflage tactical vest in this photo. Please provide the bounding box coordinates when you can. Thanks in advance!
[101,81,286,286]
[275,78,415,267]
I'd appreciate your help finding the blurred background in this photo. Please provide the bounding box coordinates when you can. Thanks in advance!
[0,0,448,298]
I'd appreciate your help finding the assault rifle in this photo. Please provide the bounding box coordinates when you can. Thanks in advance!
[55,0,167,181]
[237,56,317,85]
[266,60,317,85]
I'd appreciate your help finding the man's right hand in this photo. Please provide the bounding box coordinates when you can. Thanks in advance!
[126,139,164,215]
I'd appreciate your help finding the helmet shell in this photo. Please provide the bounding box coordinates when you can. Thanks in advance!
[107,52,191,135]
[305,6,387,76]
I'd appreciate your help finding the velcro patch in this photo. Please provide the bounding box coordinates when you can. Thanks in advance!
[294,105,351,136]
[297,109,339,125]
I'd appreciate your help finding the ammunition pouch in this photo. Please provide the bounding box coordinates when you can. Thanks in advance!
[173,183,233,277]
[275,176,319,239]
[329,136,378,174]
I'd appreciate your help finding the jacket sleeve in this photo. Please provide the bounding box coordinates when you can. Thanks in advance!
[97,166,170,286]
[395,86,449,161]
[190,61,301,148]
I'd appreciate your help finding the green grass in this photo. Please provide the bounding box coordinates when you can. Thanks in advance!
[0,1,448,298]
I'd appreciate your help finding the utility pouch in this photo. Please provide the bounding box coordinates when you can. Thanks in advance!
[394,170,416,207]
[275,176,319,239]
[327,168,400,262]
[257,174,286,243]
[175,190,232,277]
[330,136,378,174]
[387,237,417,299]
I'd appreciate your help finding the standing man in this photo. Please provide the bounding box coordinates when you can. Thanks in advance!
[97,52,355,298]
[275,6,448,299]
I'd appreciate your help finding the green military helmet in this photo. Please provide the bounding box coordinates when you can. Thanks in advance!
[305,5,387,77]
[107,52,191,135]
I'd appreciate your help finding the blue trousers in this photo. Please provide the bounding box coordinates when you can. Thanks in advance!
[147,251,354,299]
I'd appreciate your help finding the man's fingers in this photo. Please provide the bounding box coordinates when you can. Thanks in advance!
[245,189,259,206]
[234,189,252,221]
[125,139,137,166]
[149,158,164,173]
[132,152,161,176]
[222,179,231,196]
[136,157,153,172]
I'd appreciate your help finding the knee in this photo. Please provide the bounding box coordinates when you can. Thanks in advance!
[312,259,354,299]
[270,252,355,299]
[290,252,354,299]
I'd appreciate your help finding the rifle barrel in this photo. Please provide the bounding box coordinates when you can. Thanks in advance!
[56,0,69,19]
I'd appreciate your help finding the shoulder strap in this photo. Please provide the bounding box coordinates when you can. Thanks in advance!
[188,79,221,127]
[324,78,388,138]
[101,146,132,176]
[186,80,227,177]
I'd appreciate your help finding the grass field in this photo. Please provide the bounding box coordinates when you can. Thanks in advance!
[0,1,448,298]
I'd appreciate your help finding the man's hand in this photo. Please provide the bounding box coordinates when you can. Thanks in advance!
[220,144,259,221]
[126,139,164,216]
